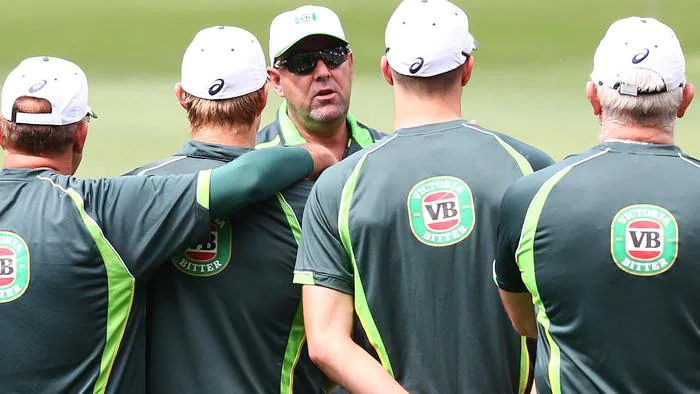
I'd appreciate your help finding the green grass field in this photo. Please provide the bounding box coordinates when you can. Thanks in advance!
[1,0,698,177]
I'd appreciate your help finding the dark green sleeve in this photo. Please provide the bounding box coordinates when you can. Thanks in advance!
[87,173,210,278]
[293,170,353,295]
[209,146,313,217]
[494,180,535,293]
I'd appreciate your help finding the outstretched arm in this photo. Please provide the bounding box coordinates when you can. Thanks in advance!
[209,145,336,216]
[303,285,408,394]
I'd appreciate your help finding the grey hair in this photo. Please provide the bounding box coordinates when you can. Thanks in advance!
[597,68,683,132]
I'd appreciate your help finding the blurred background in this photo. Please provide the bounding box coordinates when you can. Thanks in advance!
[1,0,697,177]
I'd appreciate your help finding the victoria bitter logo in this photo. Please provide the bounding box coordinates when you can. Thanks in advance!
[172,217,232,276]
[408,176,475,247]
[0,231,30,303]
[610,204,678,276]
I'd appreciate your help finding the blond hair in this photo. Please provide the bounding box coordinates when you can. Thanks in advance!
[597,69,683,131]
[183,87,266,131]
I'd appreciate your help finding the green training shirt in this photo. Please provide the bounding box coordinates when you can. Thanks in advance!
[130,141,323,394]
[256,100,385,155]
[0,168,211,393]
[295,120,553,393]
[495,142,700,394]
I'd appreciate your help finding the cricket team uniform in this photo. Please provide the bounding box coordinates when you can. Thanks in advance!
[256,100,383,152]
[495,142,700,393]
[295,120,553,393]
[134,135,378,393]
[0,168,211,393]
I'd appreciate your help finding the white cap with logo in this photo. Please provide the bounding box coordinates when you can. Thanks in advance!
[385,0,477,78]
[591,17,686,96]
[1,56,95,126]
[269,5,347,64]
[181,26,267,100]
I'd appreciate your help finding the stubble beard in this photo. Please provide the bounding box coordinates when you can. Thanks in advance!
[308,101,348,123]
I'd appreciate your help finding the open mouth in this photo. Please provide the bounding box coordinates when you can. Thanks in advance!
[314,89,337,99]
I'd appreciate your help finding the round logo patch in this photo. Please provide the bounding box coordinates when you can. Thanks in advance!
[172,217,232,277]
[0,231,30,303]
[407,176,475,247]
[611,204,678,276]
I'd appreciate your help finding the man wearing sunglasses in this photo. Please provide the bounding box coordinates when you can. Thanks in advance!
[257,5,384,160]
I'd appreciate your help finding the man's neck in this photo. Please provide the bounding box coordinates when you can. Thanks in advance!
[393,91,462,130]
[288,112,349,161]
[3,151,73,175]
[600,123,674,145]
[191,125,256,148]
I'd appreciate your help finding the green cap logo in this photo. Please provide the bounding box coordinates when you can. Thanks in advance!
[172,217,232,277]
[0,231,30,303]
[294,12,317,24]
[611,204,678,276]
[407,176,475,247]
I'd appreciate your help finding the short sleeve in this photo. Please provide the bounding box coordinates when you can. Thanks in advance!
[494,183,531,293]
[492,130,555,172]
[526,149,555,172]
[294,172,353,295]
[86,172,211,278]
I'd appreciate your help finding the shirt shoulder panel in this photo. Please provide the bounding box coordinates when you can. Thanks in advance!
[125,155,188,176]
[474,126,555,172]
[494,147,608,292]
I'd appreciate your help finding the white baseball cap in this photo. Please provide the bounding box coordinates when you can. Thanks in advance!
[385,0,477,77]
[269,5,347,64]
[591,17,686,96]
[1,56,95,126]
[181,26,267,100]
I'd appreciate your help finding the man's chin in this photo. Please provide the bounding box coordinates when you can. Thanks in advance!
[309,104,348,123]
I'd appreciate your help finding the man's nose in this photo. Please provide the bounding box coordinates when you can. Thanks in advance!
[313,59,331,80]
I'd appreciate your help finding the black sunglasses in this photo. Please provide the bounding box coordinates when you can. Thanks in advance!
[274,45,350,75]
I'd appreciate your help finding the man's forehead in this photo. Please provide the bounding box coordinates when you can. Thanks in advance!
[285,35,346,55]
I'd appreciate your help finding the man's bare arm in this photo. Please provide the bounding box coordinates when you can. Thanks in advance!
[498,289,537,339]
[302,285,408,394]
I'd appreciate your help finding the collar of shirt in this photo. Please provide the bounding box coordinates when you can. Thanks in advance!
[599,141,682,157]
[395,119,467,136]
[275,100,375,149]
[0,168,56,179]
[176,140,253,162]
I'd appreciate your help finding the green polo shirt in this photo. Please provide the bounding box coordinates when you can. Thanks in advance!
[131,141,326,393]
[295,120,553,393]
[256,100,384,157]
[0,168,211,393]
[495,142,700,394]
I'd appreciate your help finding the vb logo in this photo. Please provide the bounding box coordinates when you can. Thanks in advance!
[185,224,219,263]
[408,176,474,247]
[611,205,678,276]
[423,192,460,231]
[173,218,232,277]
[0,232,30,303]
[0,257,15,279]
[626,220,662,260]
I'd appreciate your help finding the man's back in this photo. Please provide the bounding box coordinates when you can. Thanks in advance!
[0,168,209,393]
[135,141,326,394]
[496,142,700,393]
[296,120,552,392]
